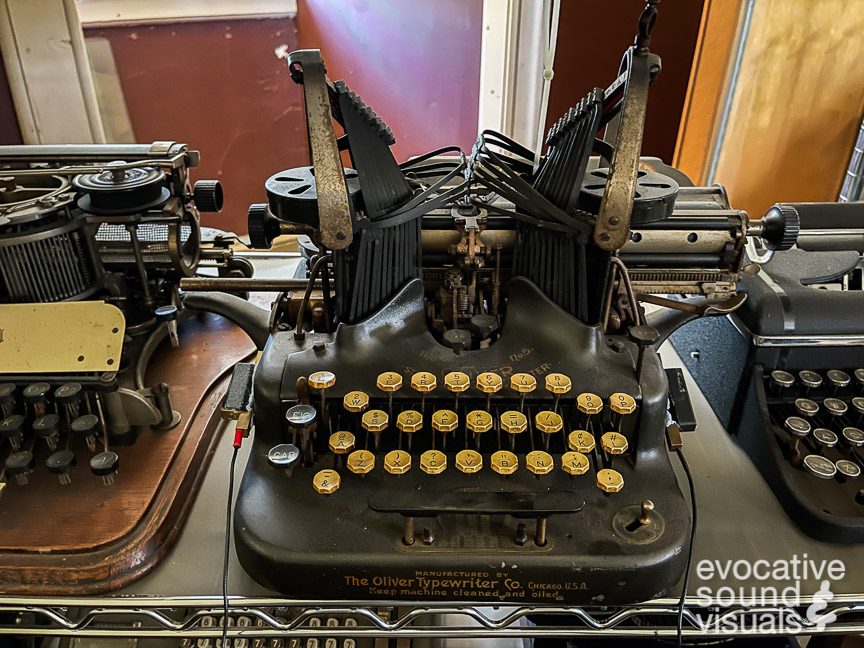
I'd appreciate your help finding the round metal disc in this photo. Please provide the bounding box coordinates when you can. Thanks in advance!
[835,459,861,479]
[802,454,836,479]
[285,404,317,427]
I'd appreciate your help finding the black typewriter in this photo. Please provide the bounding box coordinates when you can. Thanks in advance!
[0,142,230,486]
[187,3,813,604]
[672,203,864,544]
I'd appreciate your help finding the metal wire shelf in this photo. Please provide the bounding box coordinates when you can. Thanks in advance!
[2,595,864,639]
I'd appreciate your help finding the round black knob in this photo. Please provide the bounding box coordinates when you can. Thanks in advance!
[71,414,100,435]
[54,382,83,405]
[0,414,25,439]
[247,203,277,249]
[22,382,51,403]
[33,414,60,439]
[5,450,34,474]
[90,451,120,476]
[0,383,15,404]
[759,203,800,251]
[46,449,77,480]
[192,180,224,213]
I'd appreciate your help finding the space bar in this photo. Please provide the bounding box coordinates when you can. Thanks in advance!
[368,489,585,516]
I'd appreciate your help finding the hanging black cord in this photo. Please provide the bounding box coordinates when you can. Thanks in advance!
[676,449,697,647]
[222,443,241,646]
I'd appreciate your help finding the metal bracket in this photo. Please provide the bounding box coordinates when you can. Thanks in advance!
[593,48,659,251]
[287,50,354,251]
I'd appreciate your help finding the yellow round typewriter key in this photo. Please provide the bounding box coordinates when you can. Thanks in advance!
[361,409,388,432]
[526,450,554,475]
[535,410,563,435]
[609,392,637,415]
[501,410,528,435]
[444,371,470,393]
[466,410,494,434]
[596,468,624,493]
[476,372,503,394]
[396,410,423,433]
[431,409,459,433]
[455,449,483,473]
[545,373,572,395]
[577,392,603,415]
[491,450,518,475]
[308,371,336,390]
[601,431,629,455]
[384,449,412,474]
[410,371,437,393]
[420,449,447,475]
[561,451,590,476]
[343,390,370,413]
[568,430,595,453]
[347,449,375,474]
[376,371,403,392]
[510,372,537,394]
[328,431,356,454]
[312,469,341,494]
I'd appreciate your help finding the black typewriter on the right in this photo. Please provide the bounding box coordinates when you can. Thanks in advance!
[672,202,864,543]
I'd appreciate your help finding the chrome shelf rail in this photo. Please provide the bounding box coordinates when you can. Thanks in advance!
[1,596,863,639]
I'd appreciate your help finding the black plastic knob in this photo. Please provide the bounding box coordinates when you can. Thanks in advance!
[5,450,34,474]
[247,203,277,249]
[90,451,120,476]
[192,180,224,213]
[0,414,24,438]
[759,203,800,251]
[71,414,100,435]
[0,383,15,404]
[33,414,60,438]
[46,449,76,475]
[54,382,83,405]
[23,382,51,403]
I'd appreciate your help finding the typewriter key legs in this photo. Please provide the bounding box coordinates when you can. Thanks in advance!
[361,409,388,452]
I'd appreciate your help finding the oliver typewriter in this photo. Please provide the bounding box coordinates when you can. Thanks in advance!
[181,3,816,605]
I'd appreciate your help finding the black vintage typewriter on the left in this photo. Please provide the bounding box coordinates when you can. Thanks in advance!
[187,2,807,605]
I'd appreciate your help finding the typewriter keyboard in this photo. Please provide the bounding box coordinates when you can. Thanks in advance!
[271,370,641,496]
[0,380,127,488]
[765,367,864,489]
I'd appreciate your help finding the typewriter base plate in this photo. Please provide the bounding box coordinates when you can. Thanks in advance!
[0,313,255,594]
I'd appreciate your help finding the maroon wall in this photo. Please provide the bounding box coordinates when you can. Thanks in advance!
[85,2,483,234]
[0,56,22,145]
[84,18,307,233]
[296,0,483,161]
[546,0,704,163]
